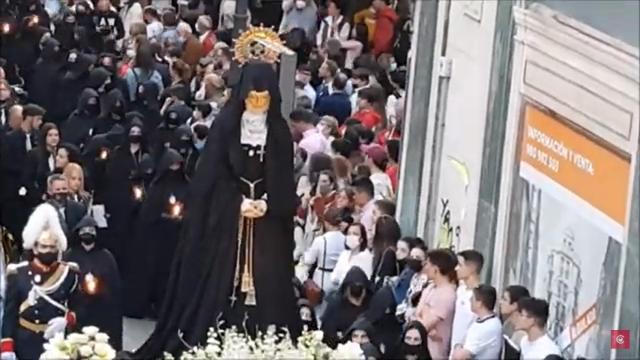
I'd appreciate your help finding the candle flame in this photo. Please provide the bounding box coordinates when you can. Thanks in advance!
[1,23,10,34]
[172,203,183,218]
[133,186,143,200]
[99,149,108,160]
[168,195,176,204]
[84,273,98,295]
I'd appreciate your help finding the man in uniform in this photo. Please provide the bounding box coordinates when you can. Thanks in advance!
[0,202,80,360]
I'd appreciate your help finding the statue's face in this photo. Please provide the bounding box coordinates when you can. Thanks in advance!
[245,90,270,113]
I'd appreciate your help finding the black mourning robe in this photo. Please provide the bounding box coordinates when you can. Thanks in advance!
[55,52,96,122]
[321,266,372,349]
[135,62,298,358]
[28,37,64,120]
[124,151,189,318]
[64,242,123,350]
[104,127,148,270]
[94,89,127,136]
[62,88,101,149]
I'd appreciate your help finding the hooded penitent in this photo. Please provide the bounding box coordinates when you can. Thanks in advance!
[62,88,101,148]
[22,202,68,252]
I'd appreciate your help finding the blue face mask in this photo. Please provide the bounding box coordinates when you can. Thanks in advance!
[194,141,206,151]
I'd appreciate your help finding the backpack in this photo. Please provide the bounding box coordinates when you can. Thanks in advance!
[393,17,412,67]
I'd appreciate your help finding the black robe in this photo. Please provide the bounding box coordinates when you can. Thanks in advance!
[28,37,64,120]
[94,89,128,136]
[321,266,372,348]
[135,62,298,358]
[62,88,101,149]
[64,243,123,350]
[55,52,96,122]
[124,153,189,318]
[104,137,148,270]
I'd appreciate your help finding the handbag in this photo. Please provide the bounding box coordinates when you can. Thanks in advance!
[303,235,327,307]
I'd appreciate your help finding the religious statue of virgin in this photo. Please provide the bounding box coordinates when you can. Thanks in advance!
[135,27,300,358]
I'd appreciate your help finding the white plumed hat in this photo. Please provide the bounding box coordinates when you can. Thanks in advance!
[22,203,68,252]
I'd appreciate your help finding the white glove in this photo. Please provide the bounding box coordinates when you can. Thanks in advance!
[44,317,67,340]
[0,352,16,360]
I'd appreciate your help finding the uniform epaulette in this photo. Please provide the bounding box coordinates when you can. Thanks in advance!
[6,261,28,275]
[63,261,80,272]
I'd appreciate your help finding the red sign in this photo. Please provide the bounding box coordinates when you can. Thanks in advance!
[611,330,630,349]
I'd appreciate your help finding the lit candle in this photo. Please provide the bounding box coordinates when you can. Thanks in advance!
[1,23,10,34]
[84,273,98,295]
[168,195,183,219]
[99,149,108,160]
[132,185,144,201]
[31,16,39,26]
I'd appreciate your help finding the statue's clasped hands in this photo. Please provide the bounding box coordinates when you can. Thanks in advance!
[241,197,268,219]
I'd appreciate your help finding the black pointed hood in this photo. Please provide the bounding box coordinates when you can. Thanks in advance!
[64,51,96,80]
[38,36,62,62]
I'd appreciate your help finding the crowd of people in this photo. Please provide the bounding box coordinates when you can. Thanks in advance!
[0,0,571,359]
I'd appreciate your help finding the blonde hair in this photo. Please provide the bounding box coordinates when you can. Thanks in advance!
[63,162,86,195]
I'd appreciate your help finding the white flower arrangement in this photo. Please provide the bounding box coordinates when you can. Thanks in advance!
[164,326,364,360]
[40,326,116,360]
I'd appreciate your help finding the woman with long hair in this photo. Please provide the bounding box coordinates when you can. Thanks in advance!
[23,122,59,206]
[63,162,92,209]
[370,214,401,290]
[125,40,164,103]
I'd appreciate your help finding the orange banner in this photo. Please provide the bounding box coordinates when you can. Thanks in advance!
[520,105,631,226]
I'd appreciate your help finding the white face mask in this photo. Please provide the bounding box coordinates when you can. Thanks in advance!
[346,235,360,250]
[295,0,307,10]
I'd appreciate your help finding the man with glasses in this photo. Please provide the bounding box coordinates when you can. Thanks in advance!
[0,203,80,360]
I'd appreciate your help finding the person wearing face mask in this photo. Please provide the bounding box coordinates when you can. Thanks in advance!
[321,266,372,349]
[393,321,432,360]
[279,0,318,41]
[394,243,427,321]
[150,102,192,166]
[297,298,319,331]
[104,120,148,268]
[331,222,373,287]
[125,149,189,318]
[64,216,123,350]
[94,88,127,136]
[1,202,80,360]
[45,174,88,240]
[187,123,208,177]
[62,88,101,149]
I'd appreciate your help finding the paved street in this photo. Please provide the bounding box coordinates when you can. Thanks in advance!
[123,317,156,351]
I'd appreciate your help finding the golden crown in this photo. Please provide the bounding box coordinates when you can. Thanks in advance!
[233,25,290,65]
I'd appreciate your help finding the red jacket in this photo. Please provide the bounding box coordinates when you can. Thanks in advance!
[353,109,383,130]
[373,7,399,56]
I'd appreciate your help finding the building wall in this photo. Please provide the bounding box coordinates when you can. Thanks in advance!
[492,4,639,358]
[415,0,499,250]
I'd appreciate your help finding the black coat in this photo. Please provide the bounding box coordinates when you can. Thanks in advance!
[0,130,35,241]
[64,244,123,350]
[135,62,298,358]
[22,147,55,207]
